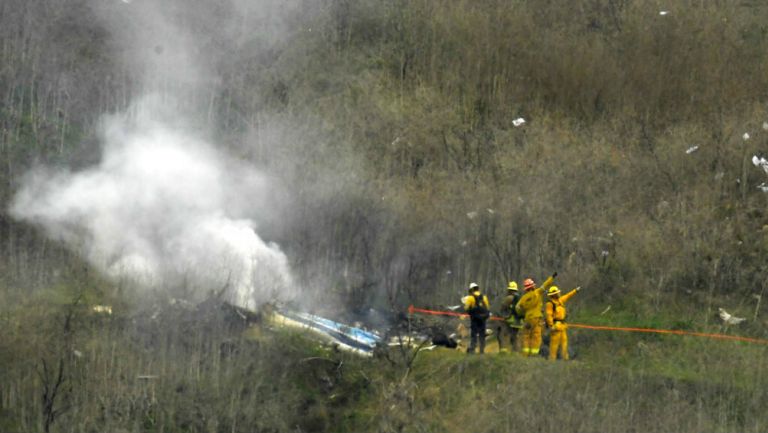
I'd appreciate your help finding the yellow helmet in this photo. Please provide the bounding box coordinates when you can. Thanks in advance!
[547,286,561,296]
[507,281,518,291]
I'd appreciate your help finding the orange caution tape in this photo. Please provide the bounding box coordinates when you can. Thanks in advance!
[408,305,506,321]
[407,305,768,345]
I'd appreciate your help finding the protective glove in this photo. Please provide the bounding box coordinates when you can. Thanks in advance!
[575,286,582,292]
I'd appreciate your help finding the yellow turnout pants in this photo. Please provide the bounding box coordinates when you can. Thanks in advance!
[549,327,569,360]
[521,318,543,356]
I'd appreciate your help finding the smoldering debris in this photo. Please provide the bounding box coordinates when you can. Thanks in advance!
[126,295,264,359]
[10,98,295,310]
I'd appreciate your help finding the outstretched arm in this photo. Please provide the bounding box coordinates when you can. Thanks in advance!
[541,273,556,290]
[561,287,581,304]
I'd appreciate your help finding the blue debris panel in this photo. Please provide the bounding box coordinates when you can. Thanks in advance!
[276,310,382,355]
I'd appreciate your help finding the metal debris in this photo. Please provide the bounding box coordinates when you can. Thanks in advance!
[512,118,526,127]
[92,305,112,315]
[137,375,160,380]
[685,145,699,154]
[752,155,768,175]
[270,310,381,356]
[718,308,746,325]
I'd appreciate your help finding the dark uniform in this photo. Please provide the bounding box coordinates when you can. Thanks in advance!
[499,282,522,351]
[464,284,490,354]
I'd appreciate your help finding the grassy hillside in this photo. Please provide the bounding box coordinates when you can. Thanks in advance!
[2,0,768,431]
[1,294,765,432]
[3,1,768,310]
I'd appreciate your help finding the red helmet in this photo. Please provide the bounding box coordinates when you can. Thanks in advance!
[523,278,535,290]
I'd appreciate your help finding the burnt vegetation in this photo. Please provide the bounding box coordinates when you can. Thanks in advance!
[1,0,768,432]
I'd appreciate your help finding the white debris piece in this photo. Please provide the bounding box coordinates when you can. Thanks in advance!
[512,117,526,127]
[601,250,610,257]
[659,10,669,15]
[718,308,746,325]
[743,132,751,141]
[466,211,478,219]
[92,305,112,315]
[685,145,699,154]
[752,155,768,175]
[486,208,495,214]
[137,375,160,380]
[447,305,462,311]
[758,183,768,192]
[763,122,768,131]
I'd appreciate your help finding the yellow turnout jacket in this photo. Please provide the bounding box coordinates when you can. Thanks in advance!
[515,276,554,322]
[464,290,490,312]
[546,288,578,329]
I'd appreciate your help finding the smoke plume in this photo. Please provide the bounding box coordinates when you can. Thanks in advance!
[11,97,293,309]
[10,0,302,309]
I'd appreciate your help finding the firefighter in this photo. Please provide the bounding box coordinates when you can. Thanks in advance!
[498,281,522,353]
[463,282,490,354]
[546,285,581,360]
[515,273,557,356]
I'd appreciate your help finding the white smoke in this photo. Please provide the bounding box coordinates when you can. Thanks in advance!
[10,96,294,310]
[9,0,308,309]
